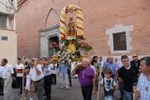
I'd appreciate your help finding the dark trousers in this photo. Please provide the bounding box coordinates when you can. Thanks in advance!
[51,74,56,85]
[81,85,93,100]
[0,78,3,94]
[67,69,72,86]
[17,77,22,92]
[34,79,44,100]
[44,75,52,100]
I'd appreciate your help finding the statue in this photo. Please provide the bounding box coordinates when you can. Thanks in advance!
[67,17,76,39]
[66,17,77,53]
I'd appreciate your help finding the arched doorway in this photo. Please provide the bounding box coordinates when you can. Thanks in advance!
[39,25,59,58]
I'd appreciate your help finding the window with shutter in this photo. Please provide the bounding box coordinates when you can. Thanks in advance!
[113,32,127,51]
[106,25,133,54]
[0,14,7,29]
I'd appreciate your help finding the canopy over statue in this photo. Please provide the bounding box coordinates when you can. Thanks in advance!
[53,4,92,61]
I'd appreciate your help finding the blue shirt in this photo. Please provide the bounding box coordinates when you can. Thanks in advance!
[103,62,117,75]
[59,63,68,75]
[0,66,4,77]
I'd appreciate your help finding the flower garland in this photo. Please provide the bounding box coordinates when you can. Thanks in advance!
[78,41,92,52]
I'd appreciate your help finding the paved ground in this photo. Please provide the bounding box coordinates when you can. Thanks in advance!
[0,76,121,100]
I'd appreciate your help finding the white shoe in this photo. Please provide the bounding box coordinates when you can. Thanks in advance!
[21,97,27,100]
[29,98,33,100]
[61,86,64,89]
[66,86,69,90]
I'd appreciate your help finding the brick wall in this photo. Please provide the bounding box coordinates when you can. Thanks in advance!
[17,0,150,58]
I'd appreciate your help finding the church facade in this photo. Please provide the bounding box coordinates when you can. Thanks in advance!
[17,0,150,58]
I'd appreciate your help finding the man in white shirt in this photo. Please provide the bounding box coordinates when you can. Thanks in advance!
[29,59,44,100]
[99,56,104,67]
[15,58,25,95]
[49,61,58,85]
[43,60,52,100]
[1,58,14,100]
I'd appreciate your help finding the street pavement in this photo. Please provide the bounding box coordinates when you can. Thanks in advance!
[0,76,120,100]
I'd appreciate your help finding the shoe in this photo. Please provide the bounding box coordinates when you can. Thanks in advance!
[113,93,116,96]
[44,97,51,100]
[21,97,27,100]
[119,97,123,100]
[70,84,72,87]
[29,98,33,100]
[61,86,64,89]
[0,92,3,96]
[44,98,47,100]
[43,93,46,96]
[66,87,69,90]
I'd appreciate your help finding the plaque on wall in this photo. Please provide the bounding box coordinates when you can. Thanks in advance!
[1,36,8,41]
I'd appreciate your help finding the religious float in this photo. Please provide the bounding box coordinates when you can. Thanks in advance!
[51,4,92,62]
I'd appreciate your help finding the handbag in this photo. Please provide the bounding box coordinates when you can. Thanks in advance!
[12,77,19,88]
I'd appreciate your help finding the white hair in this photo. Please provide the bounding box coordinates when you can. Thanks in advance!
[82,58,91,63]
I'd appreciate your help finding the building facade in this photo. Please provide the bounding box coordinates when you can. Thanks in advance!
[17,0,150,58]
[0,0,17,65]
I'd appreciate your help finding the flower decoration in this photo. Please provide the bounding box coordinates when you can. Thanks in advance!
[78,41,92,52]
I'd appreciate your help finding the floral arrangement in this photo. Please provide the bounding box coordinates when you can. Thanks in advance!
[78,41,93,52]
[56,39,92,62]
[58,4,91,62]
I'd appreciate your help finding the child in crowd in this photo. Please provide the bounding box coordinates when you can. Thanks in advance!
[22,68,33,100]
[100,69,116,100]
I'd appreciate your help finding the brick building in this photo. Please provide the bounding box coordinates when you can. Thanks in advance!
[17,0,150,58]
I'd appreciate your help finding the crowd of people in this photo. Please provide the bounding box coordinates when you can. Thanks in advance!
[0,57,73,100]
[72,54,150,100]
[0,54,150,100]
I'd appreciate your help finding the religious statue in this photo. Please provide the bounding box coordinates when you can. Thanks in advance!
[65,17,76,53]
[67,17,76,39]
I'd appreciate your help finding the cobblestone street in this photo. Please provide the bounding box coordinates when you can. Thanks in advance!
[0,76,120,100]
